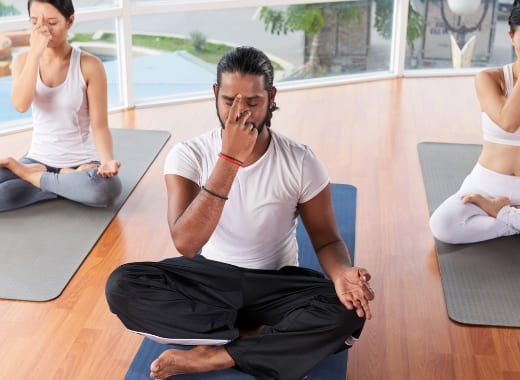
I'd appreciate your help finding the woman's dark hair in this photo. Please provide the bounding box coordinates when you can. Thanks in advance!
[509,0,520,33]
[27,0,75,20]
[216,46,278,126]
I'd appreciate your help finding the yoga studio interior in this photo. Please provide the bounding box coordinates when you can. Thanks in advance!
[1,1,519,379]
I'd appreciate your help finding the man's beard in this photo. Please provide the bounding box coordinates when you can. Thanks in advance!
[216,101,268,135]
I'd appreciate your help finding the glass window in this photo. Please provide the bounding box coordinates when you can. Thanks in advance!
[0,0,116,21]
[405,0,510,70]
[0,18,120,129]
[0,0,400,127]
[71,0,116,10]
[0,0,117,17]
[0,1,26,18]
[0,26,31,126]
[70,19,122,106]
[128,1,394,102]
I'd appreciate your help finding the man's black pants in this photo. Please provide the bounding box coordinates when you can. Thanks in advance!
[106,255,365,380]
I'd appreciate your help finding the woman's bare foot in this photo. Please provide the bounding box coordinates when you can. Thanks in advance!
[461,193,511,217]
[59,163,98,174]
[0,157,46,187]
[149,345,234,380]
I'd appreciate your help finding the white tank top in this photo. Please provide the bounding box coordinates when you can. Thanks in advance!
[27,46,98,168]
[481,64,520,146]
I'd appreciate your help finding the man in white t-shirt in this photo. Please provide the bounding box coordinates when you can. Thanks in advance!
[106,46,374,380]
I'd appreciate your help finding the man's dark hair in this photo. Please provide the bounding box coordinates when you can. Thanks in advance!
[28,0,75,20]
[510,0,520,33]
[216,46,278,127]
[217,46,274,91]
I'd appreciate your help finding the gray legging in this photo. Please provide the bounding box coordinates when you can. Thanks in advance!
[0,157,122,212]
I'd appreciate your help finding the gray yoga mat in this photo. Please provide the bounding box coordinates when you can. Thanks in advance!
[418,142,520,327]
[0,129,171,301]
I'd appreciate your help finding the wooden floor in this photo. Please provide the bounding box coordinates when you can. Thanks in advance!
[1,76,519,380]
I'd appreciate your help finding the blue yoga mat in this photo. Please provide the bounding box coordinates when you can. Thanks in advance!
[125,183,357,380]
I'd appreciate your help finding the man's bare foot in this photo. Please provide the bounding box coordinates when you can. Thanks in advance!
[461,193,511,217]
[0,157,46,187]
[149,345,234,380]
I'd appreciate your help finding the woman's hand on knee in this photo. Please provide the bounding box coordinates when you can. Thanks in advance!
[97,160,121,177]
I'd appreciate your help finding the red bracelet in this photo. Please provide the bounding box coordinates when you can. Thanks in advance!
[219,152,243,167]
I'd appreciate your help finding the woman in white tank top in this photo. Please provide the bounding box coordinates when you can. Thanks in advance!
[429,2,520,243]
[0,0,121,211]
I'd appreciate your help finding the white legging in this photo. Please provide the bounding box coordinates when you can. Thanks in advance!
[430,163,520,244]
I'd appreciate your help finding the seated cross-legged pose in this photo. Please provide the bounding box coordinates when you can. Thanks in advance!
[106,46,375,380]
[429,2,520,244]
[0,0,121,212]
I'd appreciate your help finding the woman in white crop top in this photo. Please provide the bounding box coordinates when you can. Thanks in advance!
[429,2,520,243]
[0,0,121,212]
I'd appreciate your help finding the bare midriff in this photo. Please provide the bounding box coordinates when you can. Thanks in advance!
[479,140,520,176]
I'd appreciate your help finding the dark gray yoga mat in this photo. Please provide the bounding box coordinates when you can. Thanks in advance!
[0,129,170,301]
[418,142,520,327]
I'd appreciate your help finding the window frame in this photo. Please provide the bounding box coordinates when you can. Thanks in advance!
[0,0,483,133]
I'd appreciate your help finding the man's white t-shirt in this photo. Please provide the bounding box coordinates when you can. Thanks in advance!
[164,128,329,270]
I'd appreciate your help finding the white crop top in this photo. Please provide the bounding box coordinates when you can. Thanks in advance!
[481,64,520,146]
